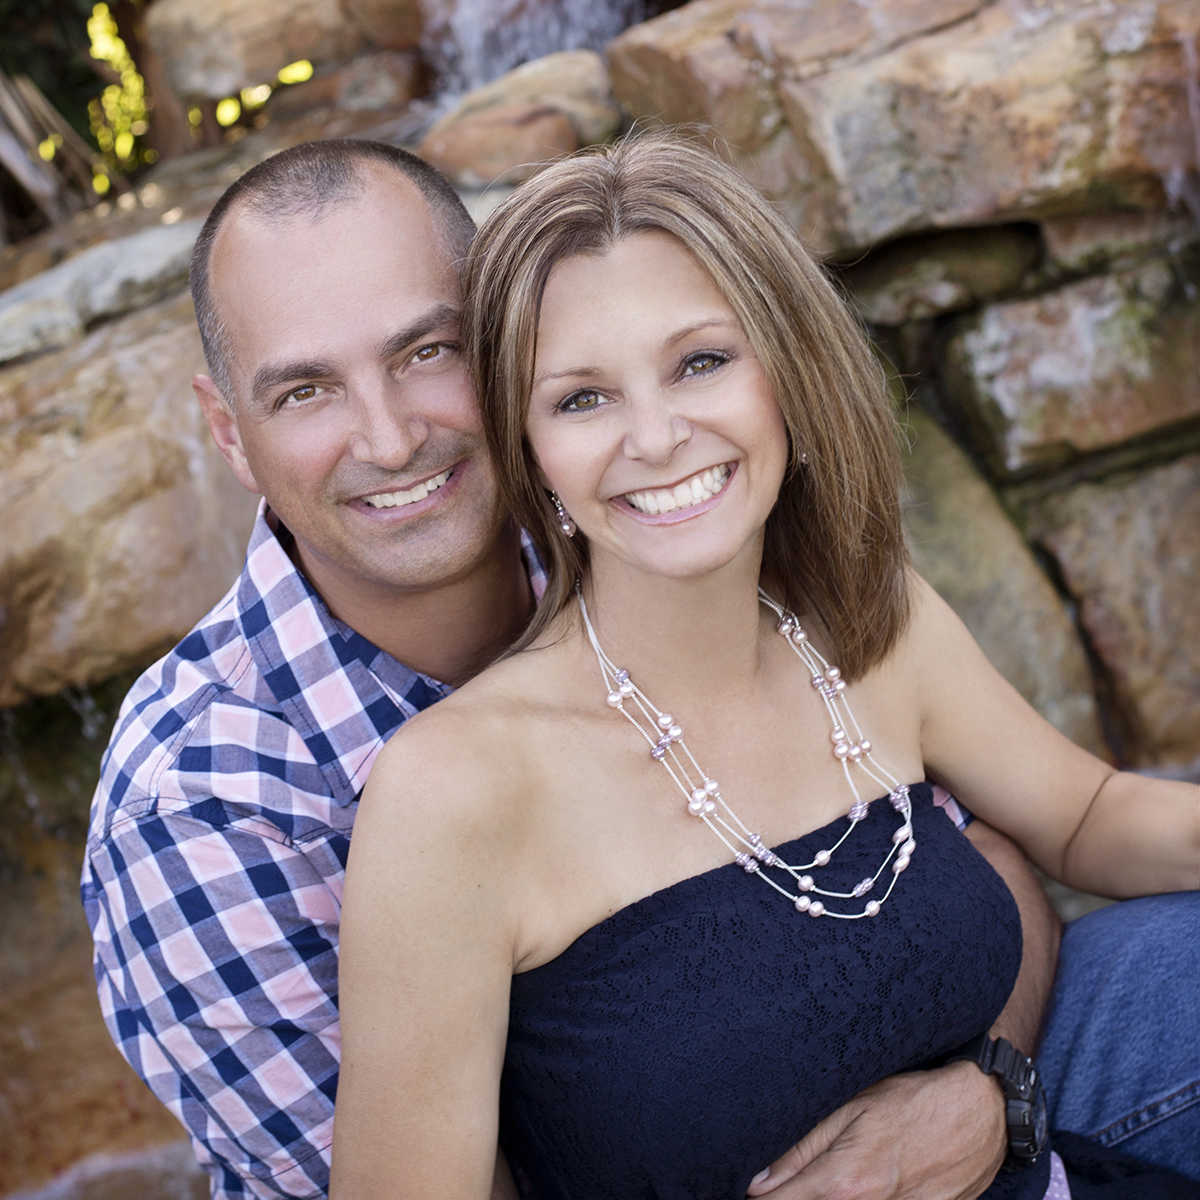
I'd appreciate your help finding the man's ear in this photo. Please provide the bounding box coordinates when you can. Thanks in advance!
[193,374,261,495]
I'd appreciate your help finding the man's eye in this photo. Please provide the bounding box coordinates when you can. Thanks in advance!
[681,350,729,378]
[411,342,456,363]
[557,389,606,414]
[280,384,320,408]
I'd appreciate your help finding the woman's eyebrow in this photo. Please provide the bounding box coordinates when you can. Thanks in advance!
[664,316,739,345]
[532,317,740,387]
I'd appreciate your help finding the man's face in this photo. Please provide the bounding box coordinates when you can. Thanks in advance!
[198,167,505,612]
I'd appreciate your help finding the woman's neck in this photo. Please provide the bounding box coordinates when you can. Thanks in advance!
[580,548,772,702]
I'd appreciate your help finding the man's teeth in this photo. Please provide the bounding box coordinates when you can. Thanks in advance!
[623,465,731,515]
[362,469,451,509]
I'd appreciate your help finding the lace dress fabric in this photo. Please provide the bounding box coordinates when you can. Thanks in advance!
[501,783,1053,1199]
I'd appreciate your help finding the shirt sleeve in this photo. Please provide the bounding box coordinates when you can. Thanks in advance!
[930,783,974,832]
[83,808,347,1199]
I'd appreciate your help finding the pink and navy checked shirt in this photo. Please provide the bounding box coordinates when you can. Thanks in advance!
[82,500,544,1198]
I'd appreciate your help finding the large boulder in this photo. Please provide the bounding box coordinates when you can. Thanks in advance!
[943,255,1200,477]
[418,51,622,186]
[0,220,202,366]
[609,0,1200,253]
[1026,454,1200,772]
[0,293,257,708]
[145,0,417,99]
[901,410,1107,756]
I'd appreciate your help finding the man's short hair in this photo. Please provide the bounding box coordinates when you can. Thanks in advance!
[189,139,477,401]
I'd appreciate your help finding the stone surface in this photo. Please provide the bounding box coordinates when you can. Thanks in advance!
[943,255,1200,477]
[1027,454,1200,770]
[6,1142,207,1200]
[0,292,257,707]
[0,221,202,365]
[342,0,425,52]
[267,50,425,117]
[609,0,1200,253]
[145,0,383,99]
[418,50,621,185]
[0,676,202,1197]
[902,410,1107,756]
[1041,208,1200,276]
[844,225,1041,325]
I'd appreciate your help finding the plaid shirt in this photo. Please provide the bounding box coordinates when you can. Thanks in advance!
[82,501,544,1198]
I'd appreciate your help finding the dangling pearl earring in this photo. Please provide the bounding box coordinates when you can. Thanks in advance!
[550,491,576,538]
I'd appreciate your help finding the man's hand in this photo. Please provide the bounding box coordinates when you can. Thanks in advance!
[745,1062,1006,1200]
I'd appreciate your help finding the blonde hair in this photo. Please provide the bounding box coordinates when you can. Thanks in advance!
[463,131,909,680]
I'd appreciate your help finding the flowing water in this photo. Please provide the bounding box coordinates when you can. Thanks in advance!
[420,0,655,100]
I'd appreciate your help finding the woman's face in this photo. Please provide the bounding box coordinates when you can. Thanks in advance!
[526,230,789,584]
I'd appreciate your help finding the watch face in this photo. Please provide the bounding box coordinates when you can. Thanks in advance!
[1031,1088,1049,1153]
[1009,1086,1049,1162]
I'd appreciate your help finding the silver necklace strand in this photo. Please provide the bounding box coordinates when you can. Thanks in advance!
[577,586,915,919]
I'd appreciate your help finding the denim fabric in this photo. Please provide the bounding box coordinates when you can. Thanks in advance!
[1038,892,1200,1181]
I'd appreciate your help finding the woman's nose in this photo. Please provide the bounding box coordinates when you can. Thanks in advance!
[621,396,691,465]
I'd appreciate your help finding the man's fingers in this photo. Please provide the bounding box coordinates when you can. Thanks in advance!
[749,1133,898,1200]
[745,1106,857,1195]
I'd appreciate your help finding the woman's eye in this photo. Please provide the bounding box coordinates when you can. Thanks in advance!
[681,350,729,377]
[557,389,606,413]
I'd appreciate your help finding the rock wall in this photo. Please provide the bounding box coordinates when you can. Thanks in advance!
[608,0,1200,777]
[1,0,1198,1194]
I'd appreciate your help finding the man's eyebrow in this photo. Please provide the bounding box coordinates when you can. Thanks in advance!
[377,303,462,360]
[249,359,336,404]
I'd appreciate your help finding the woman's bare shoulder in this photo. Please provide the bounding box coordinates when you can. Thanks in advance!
[362,642,571,840]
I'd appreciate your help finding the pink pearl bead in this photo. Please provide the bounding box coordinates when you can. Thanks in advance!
[865,901,881,917]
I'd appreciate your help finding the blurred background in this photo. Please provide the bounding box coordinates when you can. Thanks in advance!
[1,0,1198,1195]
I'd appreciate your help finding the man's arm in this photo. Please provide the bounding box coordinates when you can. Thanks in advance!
[745,818,1061,1200]
[84,809,344,1198]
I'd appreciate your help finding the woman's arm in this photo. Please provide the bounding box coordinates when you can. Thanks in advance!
[331,713,521,1198]
[911,573,1200,897]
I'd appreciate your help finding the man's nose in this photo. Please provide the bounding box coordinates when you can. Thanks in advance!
[621,394,691,465]
[346,382,429,468]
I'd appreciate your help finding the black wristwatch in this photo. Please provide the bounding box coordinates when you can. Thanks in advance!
[945,1034,1048,1167]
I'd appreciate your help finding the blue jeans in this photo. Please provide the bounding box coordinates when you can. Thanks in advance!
[1037,892,1200,1180]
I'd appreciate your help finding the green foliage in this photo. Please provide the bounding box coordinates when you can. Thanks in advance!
[0,0,98,145]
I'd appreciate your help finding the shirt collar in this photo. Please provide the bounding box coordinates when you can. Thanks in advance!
[235,500,543,805]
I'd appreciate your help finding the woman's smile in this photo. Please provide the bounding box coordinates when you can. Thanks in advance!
[614,462,735,522]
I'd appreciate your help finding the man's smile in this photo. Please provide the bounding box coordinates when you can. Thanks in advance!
[359,467,453,509]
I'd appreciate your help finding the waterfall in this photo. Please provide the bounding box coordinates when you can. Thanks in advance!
[420,0,653,100]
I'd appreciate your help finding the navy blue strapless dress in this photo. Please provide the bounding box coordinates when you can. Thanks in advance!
[500,783,1055,1199]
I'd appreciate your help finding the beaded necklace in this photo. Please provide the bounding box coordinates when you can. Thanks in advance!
[578,586,915,919]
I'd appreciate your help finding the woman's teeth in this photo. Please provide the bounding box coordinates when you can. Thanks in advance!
[362,469,451,509]
[623,464,731,515]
